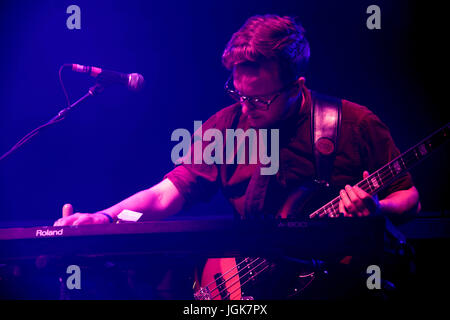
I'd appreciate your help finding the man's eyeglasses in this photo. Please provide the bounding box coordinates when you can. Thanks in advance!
[224,75,296,111]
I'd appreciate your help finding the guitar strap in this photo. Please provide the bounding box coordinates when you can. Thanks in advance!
[243,91,342,218]
[310,90,342,187]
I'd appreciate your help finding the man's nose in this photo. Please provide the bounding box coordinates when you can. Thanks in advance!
[241,99,251,115]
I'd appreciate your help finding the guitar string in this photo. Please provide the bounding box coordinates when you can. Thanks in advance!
[209,259,312,300]
[210,260,268,300]
[315,155,413,217]
[207,257,266,297]
[201,257,263,291]
[221,258,270,297]
[210,258,269,300]
[315,130,447,218]
[314,150,420,218]
[222,263,272,300]
[208,258,266,299]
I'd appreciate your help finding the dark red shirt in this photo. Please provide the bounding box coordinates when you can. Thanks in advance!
[165,87,413,218]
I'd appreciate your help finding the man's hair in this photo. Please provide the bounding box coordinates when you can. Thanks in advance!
[222,14,310,84]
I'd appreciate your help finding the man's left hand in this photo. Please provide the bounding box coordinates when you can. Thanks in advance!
[336,171,380,217]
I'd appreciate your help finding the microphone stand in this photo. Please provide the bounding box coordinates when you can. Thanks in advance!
[0,83,104,162]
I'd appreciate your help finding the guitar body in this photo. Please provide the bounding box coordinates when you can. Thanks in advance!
[195,256,319,300]
[199,258,243,300]
[194,184,337,300]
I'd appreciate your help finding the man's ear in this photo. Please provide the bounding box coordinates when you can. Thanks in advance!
[297,76,306,90]
[290,76,305,97]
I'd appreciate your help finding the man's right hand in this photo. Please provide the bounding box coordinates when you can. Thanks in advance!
[53,203,110,226]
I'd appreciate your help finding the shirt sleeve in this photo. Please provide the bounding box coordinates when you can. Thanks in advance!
[164,105,240,209]
[356,112,414,199]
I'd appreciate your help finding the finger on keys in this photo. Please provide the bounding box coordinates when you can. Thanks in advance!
[62,203,74,218]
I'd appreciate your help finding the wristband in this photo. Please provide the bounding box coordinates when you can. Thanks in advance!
[99,212,114,223]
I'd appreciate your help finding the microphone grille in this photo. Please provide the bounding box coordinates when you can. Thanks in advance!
[128,73,145,91]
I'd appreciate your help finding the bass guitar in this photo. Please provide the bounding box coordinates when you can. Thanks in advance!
[194,122,449,300]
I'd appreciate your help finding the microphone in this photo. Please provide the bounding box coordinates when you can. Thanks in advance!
[69,64,145,91]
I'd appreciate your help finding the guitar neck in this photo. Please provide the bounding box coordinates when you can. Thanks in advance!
[309,122,449,219]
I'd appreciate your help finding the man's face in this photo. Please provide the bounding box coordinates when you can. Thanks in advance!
[233,60,301,128]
